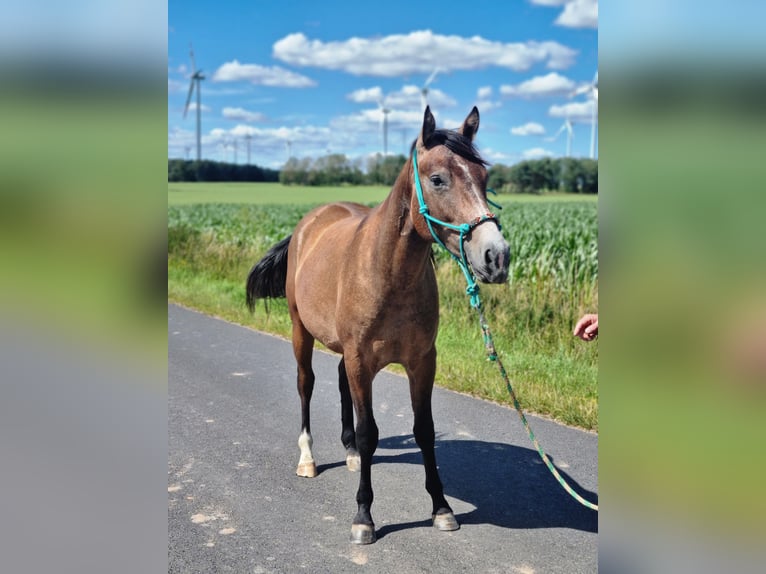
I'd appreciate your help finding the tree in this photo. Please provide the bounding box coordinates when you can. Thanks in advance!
[488,164,513,193]
[168,159,279,182]
[559,158,598,193]
[508,159,558,194]
[366,154,407,186]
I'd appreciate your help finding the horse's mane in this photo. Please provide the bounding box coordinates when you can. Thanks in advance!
[410,129,489,166]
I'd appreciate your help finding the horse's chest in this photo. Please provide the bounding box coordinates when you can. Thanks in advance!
[345,294,438,353]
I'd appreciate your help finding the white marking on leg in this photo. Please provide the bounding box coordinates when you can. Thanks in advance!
[296,430,317,477]
[298,430,315,465]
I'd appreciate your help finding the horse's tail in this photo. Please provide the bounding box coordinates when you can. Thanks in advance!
[246,235,291,312]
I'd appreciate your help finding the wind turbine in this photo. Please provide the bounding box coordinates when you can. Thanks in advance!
[183,44,205,162]
[420,67,441,111]
[285,140,293,163]
[570,70,598,159]
[244,134,252,165]
[546,118,574,157]
[376,98,391,156]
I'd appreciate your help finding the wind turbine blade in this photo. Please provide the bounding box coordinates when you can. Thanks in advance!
[424,67,440,88]
[183,79,195,118]
[546,123,566,142]
[570,84,591,98]
[189,43,197,73]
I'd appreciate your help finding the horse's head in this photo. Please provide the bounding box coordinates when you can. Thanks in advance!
[411,106,510,284]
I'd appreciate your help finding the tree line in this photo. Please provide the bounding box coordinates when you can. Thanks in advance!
[488,157,598,194]
[281,154,597,193]
[169,155,597,194]
[279,154,407,187]
[168,159,280,182]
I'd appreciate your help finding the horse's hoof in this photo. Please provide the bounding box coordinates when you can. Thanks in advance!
[433,512,460,531]
[350,523,376,545]
[296,461,317,478]
[346,453,361,472]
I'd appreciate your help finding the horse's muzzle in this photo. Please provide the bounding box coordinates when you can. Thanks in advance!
[465,224,510,284]
[474,241,510,284]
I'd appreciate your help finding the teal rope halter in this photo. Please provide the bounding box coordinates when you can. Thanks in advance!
[412,147,499,309]
[413,147,598,511]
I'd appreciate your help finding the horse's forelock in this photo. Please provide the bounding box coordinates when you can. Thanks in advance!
[422,129,488,167]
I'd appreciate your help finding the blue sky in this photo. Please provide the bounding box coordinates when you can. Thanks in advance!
[168,0,597,168]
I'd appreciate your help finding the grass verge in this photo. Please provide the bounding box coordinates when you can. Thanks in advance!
[168,194,598,430]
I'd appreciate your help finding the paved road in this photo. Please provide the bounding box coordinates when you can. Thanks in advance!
[169,304,598,573]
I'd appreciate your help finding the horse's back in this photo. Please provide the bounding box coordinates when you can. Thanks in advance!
[292,201,369,263]
[287,202,370,352]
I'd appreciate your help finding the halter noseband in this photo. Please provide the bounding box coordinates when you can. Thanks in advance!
[412,147,501,308]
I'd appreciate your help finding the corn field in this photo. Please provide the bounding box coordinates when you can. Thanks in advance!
[168,198,598,429]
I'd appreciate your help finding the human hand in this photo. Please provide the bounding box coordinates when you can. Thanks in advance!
[574,314,598,341]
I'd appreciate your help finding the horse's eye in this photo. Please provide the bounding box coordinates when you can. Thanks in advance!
[430,175,444,186]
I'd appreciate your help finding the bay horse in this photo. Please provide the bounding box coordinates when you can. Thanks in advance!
[246,106,510,544]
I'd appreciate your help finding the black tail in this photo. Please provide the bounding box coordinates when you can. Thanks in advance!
[246,235,292,312]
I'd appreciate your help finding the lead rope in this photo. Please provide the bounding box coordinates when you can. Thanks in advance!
[412,148,598,512]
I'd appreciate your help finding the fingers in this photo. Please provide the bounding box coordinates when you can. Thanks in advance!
[574,314,598,341]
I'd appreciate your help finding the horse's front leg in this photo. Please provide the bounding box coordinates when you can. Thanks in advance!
[343,353,379,544]
[406,347,459,532]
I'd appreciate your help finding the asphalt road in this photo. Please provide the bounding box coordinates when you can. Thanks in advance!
[169,304,598,573]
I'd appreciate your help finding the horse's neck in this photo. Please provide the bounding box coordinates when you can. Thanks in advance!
[368,164,432,281]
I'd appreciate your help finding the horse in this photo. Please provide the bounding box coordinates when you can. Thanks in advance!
[246,106,510,544]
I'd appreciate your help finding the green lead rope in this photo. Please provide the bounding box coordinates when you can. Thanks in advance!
[412,148,598,512]
[476,304,599,511]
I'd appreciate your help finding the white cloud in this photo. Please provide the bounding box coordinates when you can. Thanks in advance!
[201,124,336,161]
[522,147,555,159]
[168,78,186,94]
[483,148,514,163]
[473,87,501,112]
[331,108,424,132]
[348,85,456,111]
[511,122,546,136]
[531,0,598,29]
[477,86,493,99]
[184,102,210,113]
[212,60,317,87]
[222,107,266,123]
[500,72,576,98]
[474,99,502,113]
[347,86,384,103]
[390,85,456,110]
[273,30,576,76]
[556,0,598,29]
[548,100,596,122]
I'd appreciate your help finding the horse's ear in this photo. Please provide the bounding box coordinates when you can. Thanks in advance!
[460,106,480,141]
[420,105,436,146]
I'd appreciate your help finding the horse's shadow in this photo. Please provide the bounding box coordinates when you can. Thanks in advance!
[356,434,598,538]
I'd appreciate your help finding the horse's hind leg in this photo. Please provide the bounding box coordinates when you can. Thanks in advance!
[292,319,317,478]
[407,349,459,532]
[338,359,360,472]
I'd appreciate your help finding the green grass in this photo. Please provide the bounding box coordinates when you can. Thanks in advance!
[168,186,598,430]
[168,181,598,206]
[168,182,391,206]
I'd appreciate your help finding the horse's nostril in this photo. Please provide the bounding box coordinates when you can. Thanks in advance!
[484,249,493,266]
